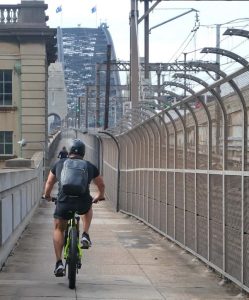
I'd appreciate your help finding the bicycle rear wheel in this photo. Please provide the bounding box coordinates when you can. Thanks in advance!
[68,227,78,289]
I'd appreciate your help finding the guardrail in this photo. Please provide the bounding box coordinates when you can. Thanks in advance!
[0,152,43,269]
[0,130,63,269]
[91,65,249,293]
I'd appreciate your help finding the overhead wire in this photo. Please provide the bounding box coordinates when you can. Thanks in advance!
[168,11,200,63]
[150,9,249,89]
[196,19,249,62]
[179,20,249,90]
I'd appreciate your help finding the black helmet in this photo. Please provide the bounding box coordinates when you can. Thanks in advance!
[69,139,85,157]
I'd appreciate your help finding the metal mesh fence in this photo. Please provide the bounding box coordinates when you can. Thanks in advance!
[84,66,249,292]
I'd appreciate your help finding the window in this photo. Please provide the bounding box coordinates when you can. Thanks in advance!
[0,131,13,155]
[0,70,12,106]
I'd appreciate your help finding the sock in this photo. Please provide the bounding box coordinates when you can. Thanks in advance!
[83,232,89,238]
[56,259,62,266]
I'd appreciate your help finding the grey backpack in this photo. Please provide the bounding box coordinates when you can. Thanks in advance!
[60,159,88,196]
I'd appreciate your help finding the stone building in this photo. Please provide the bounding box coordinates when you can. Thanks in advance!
[48,61,67,133]
[0,0,56,166]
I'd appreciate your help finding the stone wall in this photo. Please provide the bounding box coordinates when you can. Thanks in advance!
[0,152,43,269]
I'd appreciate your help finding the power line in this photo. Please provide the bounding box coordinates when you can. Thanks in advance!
[168,12,200,62]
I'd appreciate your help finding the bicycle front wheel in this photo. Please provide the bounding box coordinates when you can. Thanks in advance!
[68,227,78,289]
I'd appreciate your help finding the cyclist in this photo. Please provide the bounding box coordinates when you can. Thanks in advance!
[43,139,105,277]
[57,146,68,159]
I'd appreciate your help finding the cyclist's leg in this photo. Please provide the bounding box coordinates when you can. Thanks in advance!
[80,209,92,248]
[76,198,92,234]
[77,199,93,248]
[53,201,73,275]
[53,218,68,261]
[80,207,93,234]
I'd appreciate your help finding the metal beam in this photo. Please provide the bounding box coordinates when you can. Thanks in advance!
[99,60,220,73]
[138,0,161,24]
[223,28,249,39]
[201,47,249,67]
[161,80,194,95]
[130,0,140,106]
[173,73,208,88]
[149,8,197,33]
[187,60,226,78]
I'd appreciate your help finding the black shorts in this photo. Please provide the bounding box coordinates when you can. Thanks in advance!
[54,197,92,220]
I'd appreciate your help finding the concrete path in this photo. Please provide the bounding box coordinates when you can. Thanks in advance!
[0,194,247,299]
[0,133,247,299]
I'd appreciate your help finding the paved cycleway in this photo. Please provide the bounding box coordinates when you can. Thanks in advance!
[0,134,247,299]
[0,193,247,299]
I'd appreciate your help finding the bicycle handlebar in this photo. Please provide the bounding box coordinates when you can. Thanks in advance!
[41,195,57,202]
[92,197,105,203]
[42,195,105,203]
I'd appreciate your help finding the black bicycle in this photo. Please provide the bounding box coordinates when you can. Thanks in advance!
[43,196,104,289]
[63,209,82,289]
[62,198,104,289]
[43,196,82,289]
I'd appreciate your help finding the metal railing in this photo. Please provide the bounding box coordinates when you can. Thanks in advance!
[85,64,249,293]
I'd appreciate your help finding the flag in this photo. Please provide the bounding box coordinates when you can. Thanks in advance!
[91,5,96,14]
[56,5,62,13]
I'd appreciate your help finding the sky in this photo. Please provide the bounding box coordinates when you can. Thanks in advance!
[3,1,249,76]
[44,1,249,65]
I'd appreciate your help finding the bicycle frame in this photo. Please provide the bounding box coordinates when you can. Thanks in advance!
[64,212,82,289]
[43,196,104,288]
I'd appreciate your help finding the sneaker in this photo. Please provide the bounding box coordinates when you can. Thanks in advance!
[54,260,65,277]
[81,232,92,249]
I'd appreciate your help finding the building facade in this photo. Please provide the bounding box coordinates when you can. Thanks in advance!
[48,62,67,133]
[0,0,56,165]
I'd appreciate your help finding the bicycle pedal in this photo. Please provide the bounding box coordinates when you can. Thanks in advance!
[81,242,91,249]
[54,269,66,277]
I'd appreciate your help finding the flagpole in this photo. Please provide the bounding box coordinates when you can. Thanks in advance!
[60,10,63,28]
[96,0,98,27]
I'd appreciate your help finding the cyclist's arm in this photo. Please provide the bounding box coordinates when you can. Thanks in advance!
[92,175,105,203]
[43,171,57,201]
